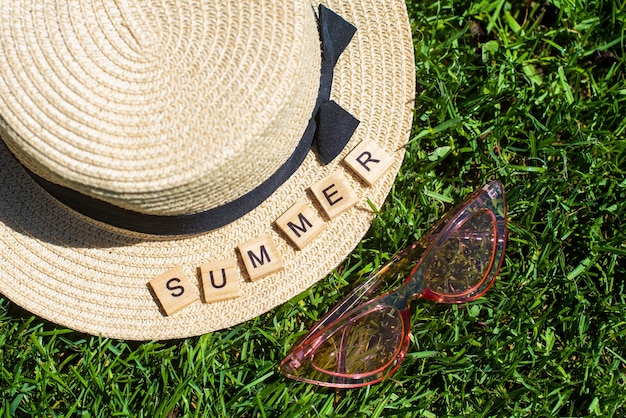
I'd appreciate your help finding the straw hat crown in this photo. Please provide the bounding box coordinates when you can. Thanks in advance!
[0,0,321,216]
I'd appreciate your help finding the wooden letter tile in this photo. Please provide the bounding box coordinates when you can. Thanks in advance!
[200,260,241,303]
[344,139,394,186]
[310,172,359,219]
[275,200,327,250]
[149,266,199,316]
[238,234,284,281]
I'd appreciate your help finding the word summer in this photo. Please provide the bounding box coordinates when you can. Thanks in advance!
[149,139,395,316]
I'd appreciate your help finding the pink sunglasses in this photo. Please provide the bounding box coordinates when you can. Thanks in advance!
[281,180,508,388]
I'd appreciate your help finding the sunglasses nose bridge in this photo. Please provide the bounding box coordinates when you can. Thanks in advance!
[393,272,425,306]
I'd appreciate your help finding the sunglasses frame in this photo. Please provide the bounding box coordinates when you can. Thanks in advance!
[281,180,508,388]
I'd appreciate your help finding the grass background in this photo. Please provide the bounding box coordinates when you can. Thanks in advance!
[1,0,625,416]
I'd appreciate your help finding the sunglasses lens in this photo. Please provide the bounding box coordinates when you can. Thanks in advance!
[424,208,496,295]
[311,305,405,375]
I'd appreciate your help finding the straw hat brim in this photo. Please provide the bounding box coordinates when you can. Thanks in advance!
[0,0,415,340]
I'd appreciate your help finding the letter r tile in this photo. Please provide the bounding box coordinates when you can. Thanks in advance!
[238,234,284,281]
[344,139,394,186]
[200,260,241,303]
[275,200,327,250]
[310,172,359,219]
[149,266,199,316]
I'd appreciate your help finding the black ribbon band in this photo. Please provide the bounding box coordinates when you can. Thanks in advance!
[23,5,359,236]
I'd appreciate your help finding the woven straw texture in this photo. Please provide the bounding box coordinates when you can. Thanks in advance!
[0,0,320,215]
[0,0,415,340]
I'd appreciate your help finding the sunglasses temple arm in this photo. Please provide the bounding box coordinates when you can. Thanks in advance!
[302,239,428,339]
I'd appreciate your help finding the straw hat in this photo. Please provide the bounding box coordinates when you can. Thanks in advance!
[0,0,414,340]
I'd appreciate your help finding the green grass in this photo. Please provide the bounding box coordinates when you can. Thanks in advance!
[2,0,626,416]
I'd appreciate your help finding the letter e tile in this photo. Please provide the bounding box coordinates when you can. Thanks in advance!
[310,172,359,219]
[200,260,241,303]
[238,234,284,281]
[149,266,199,316]
[275,200,327,250]
[344,140,394,186]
